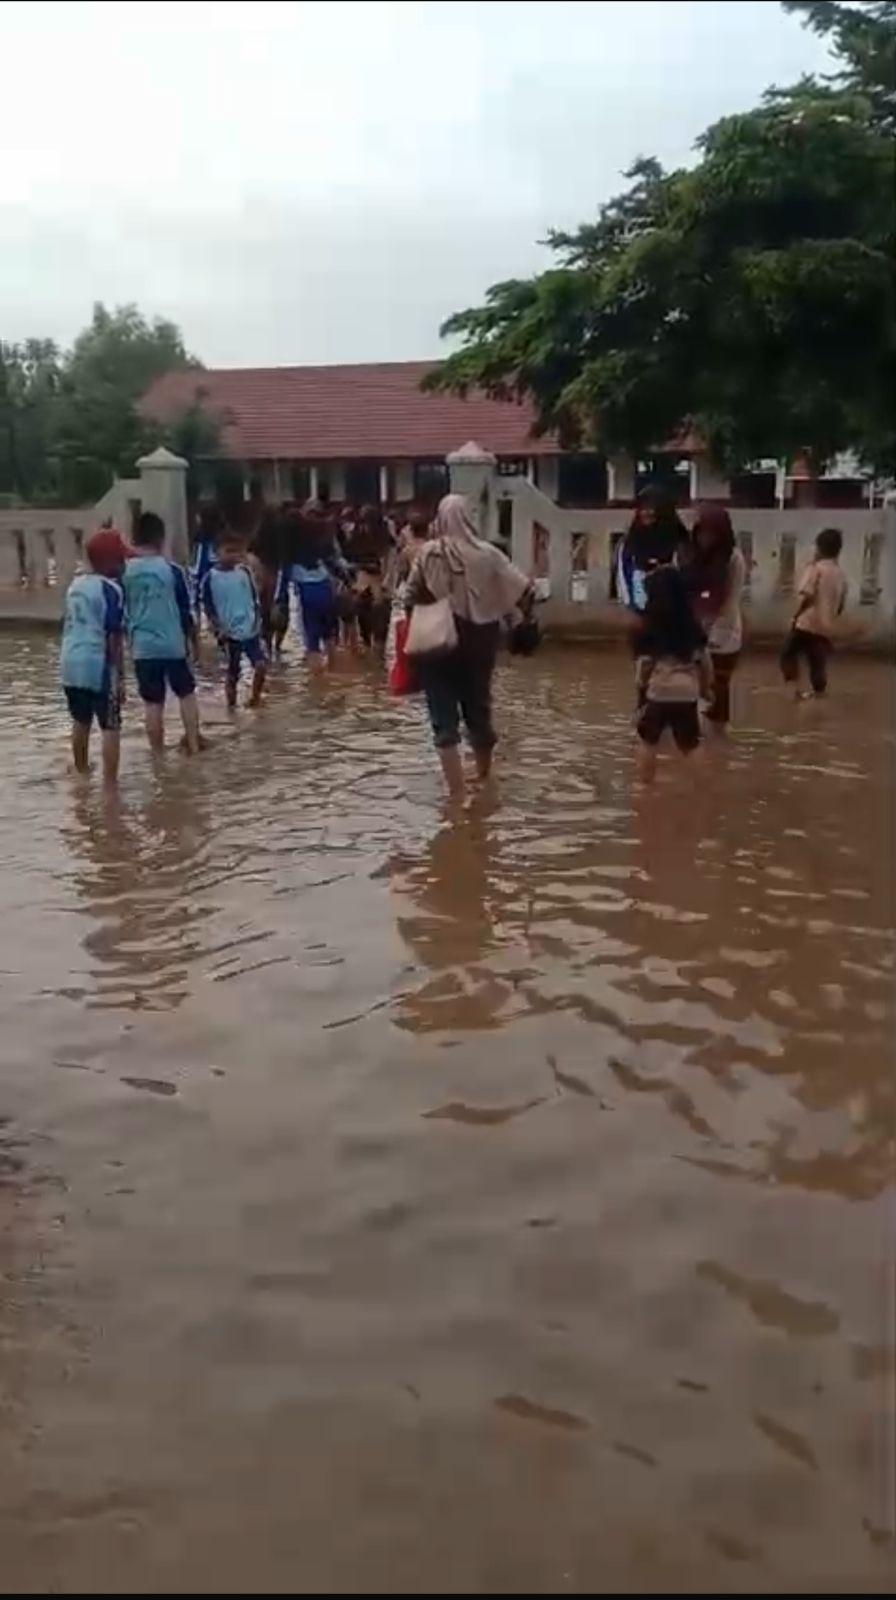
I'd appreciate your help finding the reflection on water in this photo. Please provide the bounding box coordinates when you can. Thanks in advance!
[0,634,893,1592]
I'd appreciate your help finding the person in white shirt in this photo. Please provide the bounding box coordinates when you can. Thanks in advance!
[780,527,848,697]
[683,503,746,727]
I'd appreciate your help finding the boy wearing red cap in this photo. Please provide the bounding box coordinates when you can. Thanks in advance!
[60,528,128,783]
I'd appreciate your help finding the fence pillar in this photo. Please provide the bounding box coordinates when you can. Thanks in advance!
[136,446,189,563]
[446,441,498,541]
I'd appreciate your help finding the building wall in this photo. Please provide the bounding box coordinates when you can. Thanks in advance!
[222,452,875,512]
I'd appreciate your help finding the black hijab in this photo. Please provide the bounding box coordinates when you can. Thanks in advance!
[624,486,688,570]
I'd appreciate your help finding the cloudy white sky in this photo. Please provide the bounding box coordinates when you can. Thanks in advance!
[1,0,830,366]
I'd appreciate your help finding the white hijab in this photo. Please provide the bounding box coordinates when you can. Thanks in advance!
[418,493,530,625]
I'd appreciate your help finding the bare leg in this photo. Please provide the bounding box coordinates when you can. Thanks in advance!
[178,693,202,755]
[307,650,325,675]
[101,729,121,785]
[473,746,493,781]
[438,746,465,797]
[71,722,90,773]
[247,662,267,707]
[144,702,165,754]
[637,742,658,784]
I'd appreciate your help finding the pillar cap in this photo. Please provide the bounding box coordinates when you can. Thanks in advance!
[136,445,188,471]
[446,440,497,466]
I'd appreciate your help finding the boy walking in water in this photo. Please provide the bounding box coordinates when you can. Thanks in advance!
[60,528,128,784]
[780,527,847,697]
[200,533,268,709]
[123,511,202,755]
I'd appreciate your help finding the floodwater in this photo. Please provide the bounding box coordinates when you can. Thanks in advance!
[0,633,893,1594]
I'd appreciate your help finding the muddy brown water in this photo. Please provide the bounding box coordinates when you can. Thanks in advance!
[0,634,893,1594]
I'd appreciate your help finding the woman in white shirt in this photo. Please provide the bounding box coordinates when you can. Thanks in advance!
[684,503,747,727]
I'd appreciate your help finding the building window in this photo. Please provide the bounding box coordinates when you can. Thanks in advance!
[557,454,608,507]
[413,460,449,508]
[816,479,866,510]
[731,472,776,508]
[635,456,690,504]
[344,460,381,506]
[290,464,311,503]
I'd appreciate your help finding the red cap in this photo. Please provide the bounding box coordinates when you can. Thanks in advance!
[85,527,129,577]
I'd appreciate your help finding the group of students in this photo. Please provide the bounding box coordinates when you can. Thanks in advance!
[617,488,848,780]
[190,495,422,665]
[58,484,849,792]
[57,492,502,788]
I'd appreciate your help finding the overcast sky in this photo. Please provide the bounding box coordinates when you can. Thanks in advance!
[1,0,831,366]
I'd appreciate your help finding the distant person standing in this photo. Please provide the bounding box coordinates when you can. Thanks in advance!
[780,527,847,697]
[683,503,746,727]
[59,528,128,784]
[200,532,268,710]
[288,500,350,670]
[405,493,532,796]
[617,486,688,621]
[248,505,285,654]
[123,511,203,755]
[342,504,394,653]
[189,503,221,611]
[385,507,432,604]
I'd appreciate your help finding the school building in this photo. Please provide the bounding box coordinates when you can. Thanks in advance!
[141,360,879,512]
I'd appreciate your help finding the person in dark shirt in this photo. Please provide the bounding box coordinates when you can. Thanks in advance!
[342,504,394,653]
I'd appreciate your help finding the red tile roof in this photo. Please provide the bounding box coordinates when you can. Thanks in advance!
[141,360,555,462]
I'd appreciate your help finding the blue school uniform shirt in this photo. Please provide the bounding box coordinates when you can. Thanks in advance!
[200,564,261,641]
[60,573,125,692]
[123,554,193,661]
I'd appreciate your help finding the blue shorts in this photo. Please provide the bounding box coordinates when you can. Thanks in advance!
[64,683,120,732]
[295,578,337,655]
[134,658,196,704]
[224,636,266,677]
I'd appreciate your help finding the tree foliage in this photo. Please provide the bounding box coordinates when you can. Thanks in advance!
[0,303,216,506]
[426,3,895,472]
[0,339,62,501]
[783,1,896,130]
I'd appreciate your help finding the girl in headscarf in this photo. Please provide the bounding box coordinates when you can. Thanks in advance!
[682,502,746,727]
[616,485,688,619]
[405,492,532,795]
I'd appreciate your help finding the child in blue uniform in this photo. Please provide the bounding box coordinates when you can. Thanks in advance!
[200,533,268,709]
[60,528,128,784]
[122,511,202,755]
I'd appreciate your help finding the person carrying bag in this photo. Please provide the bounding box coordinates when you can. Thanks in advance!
[404,494,532,795]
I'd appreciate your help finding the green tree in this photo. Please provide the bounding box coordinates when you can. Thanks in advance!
[426,3,895,474]
[0,339,62,500]
[784,1,896,130]
[53,303,200,504]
